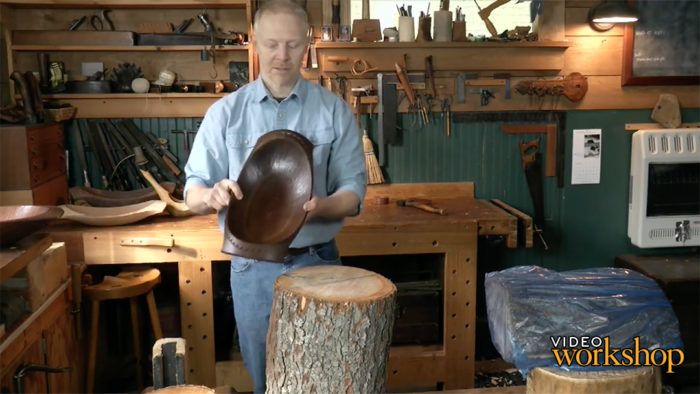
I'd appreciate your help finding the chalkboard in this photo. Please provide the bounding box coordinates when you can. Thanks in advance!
[622,0,700,86]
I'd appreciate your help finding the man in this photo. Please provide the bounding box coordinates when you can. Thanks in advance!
[183,1,366,392]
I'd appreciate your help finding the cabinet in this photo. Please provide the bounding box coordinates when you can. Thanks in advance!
[0,236,81,393]
[0,0,253,118]
[0,123,69,206]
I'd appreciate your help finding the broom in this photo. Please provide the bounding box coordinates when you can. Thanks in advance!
[362,129,384,184]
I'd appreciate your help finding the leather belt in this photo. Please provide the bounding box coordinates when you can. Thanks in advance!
[287,240,333,257]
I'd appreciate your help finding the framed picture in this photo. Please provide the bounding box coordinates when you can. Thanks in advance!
[621,0,699,86]
[321,25,333,42]
[339,25,351,42]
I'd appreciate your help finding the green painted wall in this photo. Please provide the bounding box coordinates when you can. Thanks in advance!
[66,108,700,271]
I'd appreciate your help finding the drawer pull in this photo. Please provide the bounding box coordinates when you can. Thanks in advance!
[120,237,174,247]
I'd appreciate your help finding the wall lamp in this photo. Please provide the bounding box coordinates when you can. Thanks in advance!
[588,0,638,32]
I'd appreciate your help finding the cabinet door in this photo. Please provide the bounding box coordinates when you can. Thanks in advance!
[0,340,48,394]
[45,308,80,393]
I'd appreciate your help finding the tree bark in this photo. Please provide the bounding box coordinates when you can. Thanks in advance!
[266,265,397,393]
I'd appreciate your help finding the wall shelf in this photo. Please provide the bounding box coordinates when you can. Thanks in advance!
[0,0,247,8]
[12,44,248,52]
[314,41,570,49]
[43,93,226,118]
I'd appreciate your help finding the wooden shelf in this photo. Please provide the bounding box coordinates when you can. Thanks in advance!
[43,93,226,117]
[0,0,247,8]
[314,41,570,49]
[44,92,226,99]
[13,44,248,52]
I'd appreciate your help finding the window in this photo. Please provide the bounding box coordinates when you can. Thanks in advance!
[350,0,532,38]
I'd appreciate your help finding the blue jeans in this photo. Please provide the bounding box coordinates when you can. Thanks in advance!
[229,240,341,394]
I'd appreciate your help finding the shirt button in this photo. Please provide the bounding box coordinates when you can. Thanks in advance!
[278,113,283,119]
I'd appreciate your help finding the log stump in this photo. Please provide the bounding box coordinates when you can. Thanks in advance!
[527,366,661,394]
[266,265,397,393]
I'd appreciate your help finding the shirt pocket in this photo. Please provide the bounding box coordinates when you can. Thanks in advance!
[304,128,334,193]
[225,134,257,178]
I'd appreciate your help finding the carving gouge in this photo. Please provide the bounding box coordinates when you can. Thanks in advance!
[396,199,446,215]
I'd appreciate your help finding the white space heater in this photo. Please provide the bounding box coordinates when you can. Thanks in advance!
[628,128,700,248]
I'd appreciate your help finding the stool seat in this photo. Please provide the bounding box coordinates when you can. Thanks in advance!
[84,268,161,301]
[84,267,163,393]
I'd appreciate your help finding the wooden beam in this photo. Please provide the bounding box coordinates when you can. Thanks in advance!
[625,123,700,132]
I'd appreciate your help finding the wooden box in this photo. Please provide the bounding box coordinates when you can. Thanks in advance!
[0,243,68,312]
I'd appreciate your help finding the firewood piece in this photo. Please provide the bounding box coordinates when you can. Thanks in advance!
[266,265,397,393]
[527,367,661,394]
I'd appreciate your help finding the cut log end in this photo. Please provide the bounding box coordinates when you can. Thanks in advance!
[527,366,661,394]
[275,264,396,303]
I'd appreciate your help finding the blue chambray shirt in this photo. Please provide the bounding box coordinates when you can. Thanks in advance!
[184,77,367,248]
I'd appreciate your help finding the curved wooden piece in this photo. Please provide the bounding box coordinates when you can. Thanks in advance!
[0,205,63,246]
[82,268,161,301]
[514,72,588,102]
[69,183,176,207]
[139,169,192,217]
[58,200,166,226]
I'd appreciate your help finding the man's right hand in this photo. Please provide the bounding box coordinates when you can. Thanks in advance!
[185,180,243,214]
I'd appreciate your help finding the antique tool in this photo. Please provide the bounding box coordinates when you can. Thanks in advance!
[351,58,377,76]
[480,89,495,106]
[396,199,446,215]
[171,129,197,158]
[442,98,452,137]
[9,71,37,124]
[515,72,588,102]
[377,73,397,165]
[474,0,510,37]
[519,138,548,249]
[69,10,114,31]
[352,0,381,42]
[456,72,478,103]
[23,71,45,123]
[502,124,557,177]
[425,55,437,98]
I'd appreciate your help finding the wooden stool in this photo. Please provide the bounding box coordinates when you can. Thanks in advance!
[266,265,397,393]
[83,267,164,393]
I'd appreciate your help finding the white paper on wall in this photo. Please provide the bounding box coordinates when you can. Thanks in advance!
[571,129,602,185]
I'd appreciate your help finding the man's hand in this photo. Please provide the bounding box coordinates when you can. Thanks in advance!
[186,180,243,214]
[302,190,360,220]
[205,179,243,211]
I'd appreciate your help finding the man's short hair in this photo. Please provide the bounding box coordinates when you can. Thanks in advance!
[253,0,309,31]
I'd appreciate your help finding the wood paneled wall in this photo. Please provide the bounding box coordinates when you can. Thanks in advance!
[301,0,699,111]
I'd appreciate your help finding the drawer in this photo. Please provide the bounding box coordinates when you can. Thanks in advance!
[28,140,66,188]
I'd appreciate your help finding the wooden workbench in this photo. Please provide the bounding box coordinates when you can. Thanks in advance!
[44,182,522,391]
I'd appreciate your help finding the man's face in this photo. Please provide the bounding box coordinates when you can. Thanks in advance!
[254,12,308,89]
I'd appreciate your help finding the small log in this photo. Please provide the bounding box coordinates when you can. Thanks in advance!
[266,265,397,393]
[527,366,661,394]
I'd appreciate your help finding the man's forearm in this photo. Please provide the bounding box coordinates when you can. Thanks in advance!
[185,185,216,215]
[317,189,361,219]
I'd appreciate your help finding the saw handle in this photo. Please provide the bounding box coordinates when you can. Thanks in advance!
[519,138,539,169]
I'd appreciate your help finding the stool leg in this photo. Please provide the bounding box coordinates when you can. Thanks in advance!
[129,298,144,390]
[145,290,163,339]
[86,300,100,394]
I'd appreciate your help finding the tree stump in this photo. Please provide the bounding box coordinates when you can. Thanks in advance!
[266,265,397,393]
[527,367,661,394]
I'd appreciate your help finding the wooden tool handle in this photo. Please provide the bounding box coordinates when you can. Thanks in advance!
[394,63,416,105]
[407,201,446,215]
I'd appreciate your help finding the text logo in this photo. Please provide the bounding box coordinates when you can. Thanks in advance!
[550,336,684,373]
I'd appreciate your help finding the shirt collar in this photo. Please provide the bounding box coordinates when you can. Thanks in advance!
[253,76,307,104]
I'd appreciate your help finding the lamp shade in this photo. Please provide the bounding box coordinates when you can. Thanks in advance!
[588,1,638,31]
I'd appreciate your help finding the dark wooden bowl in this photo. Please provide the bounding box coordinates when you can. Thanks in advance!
[0,205,63,247]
